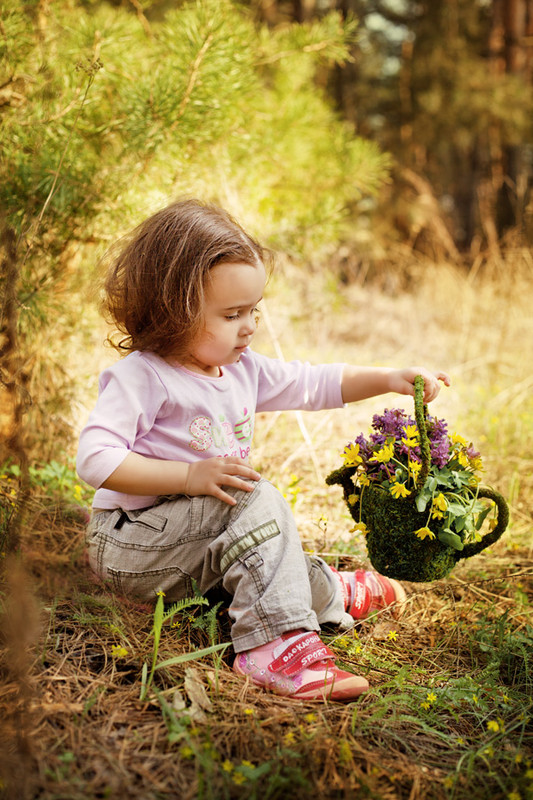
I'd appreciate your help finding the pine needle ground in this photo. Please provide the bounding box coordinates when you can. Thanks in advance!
[1,254,532,800]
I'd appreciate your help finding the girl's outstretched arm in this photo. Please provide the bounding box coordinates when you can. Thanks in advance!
[102,452,261,506]
[341,366,450,405]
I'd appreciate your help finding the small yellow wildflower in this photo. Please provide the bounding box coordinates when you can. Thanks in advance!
[483,745,494,757]
[342,443,363,467]
[283,732,296,745]
[241,760,254,769]
[487,720,500,733]
[525,769,533,779]
[414,526,436,541]
[358,472,371,487]
[350,521,369,536]
[408,460,422,480]
[403,425,419,440]
[389,482,411,499]
[156,589,166,598]
[371,443,394,463]
[515,753,523,764]
[472,695,479,704]
[420,701,431,710]
[507,792,521,800]
[222,760,234,773]
[244,708,254,716]
[387,630,398,641]
[304,713,317,723]
[111,645,128,659]
[457,451,469,468]
[180,746,194,760]
[456,737,465,745]
[431,509,445,520]
[232,773,246,785]
[451,433,467,446]
[348,493,359,506]
[433,493,448,511]
[426,692,437,703]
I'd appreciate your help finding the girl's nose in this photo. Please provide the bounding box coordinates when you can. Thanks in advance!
[241,314,257,335]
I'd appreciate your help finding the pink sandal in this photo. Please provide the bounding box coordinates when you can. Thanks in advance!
[331,567,406,620]
[234,629,368,701]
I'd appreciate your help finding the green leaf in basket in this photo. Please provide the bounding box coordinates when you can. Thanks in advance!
[438,530,464,551]
[416,489,432,513]
[475,503,494,530]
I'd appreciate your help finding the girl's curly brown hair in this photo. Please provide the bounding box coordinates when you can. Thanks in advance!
[102,199,266,360]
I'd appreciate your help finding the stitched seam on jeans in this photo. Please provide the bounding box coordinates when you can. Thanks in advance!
[220,519,280,574]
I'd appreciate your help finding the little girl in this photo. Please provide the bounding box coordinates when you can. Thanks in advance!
[77,199,449,702]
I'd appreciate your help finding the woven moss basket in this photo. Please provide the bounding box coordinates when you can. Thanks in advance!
[326,378,509,582]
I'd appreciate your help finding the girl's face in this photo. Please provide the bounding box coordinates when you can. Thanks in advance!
[182,261,266,377]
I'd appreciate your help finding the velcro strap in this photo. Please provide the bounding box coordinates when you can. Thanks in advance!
[349,569,372,618]
[268,633,335,676]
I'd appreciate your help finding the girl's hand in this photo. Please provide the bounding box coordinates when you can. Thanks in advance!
[185,457,261,505]
[388,368,450,403]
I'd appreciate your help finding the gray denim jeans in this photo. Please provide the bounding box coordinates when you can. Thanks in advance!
[86,478,352,651]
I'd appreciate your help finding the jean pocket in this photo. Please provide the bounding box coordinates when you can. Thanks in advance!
[107,566,193,602]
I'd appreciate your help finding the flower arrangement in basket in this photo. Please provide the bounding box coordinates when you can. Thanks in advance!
[326,376,509,582]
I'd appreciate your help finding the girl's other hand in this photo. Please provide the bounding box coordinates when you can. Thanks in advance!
[185,457,261,505]
[388,368,450,403]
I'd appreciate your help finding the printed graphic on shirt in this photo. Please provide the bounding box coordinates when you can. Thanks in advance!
[188,408,253,458]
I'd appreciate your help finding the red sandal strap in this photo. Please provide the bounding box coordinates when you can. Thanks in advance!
[268,632,335,677]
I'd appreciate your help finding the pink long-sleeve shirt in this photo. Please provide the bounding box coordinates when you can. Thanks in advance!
[76,348,346,510]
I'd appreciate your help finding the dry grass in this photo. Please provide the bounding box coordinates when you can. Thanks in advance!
[1,251,532,799]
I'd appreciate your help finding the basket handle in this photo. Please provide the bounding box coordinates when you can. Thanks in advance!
[458,486,509,561]
[414,375,431,489]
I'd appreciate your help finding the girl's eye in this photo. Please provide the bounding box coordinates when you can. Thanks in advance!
[225,313,239,320]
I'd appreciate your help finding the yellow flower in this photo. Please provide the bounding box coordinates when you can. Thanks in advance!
[180,746,194,760]
[414,527,436,541]
[426,692,437,703]
[244,708,254,716]
[156,589,166,598]
[457,451,469,468]
[433,493,448,511]
[111,645,128,659]
[371,443,394,463]
[222,760,234,773]
[451,433,467,446]
[420,701,431,710]
[232,773,246,785]
[408,460,422,479]
[389,482,411,499]
[487,720,500,732]
[350,521,369,536]
[241,760,254,769]
[342,443,363,467]
[304,713,317,723]
[387,630,398,641]
[348,493,359,506]
[283,732,296,745]
[507,792,521,800]
[403,425,419,439]
[358,472,371,487]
